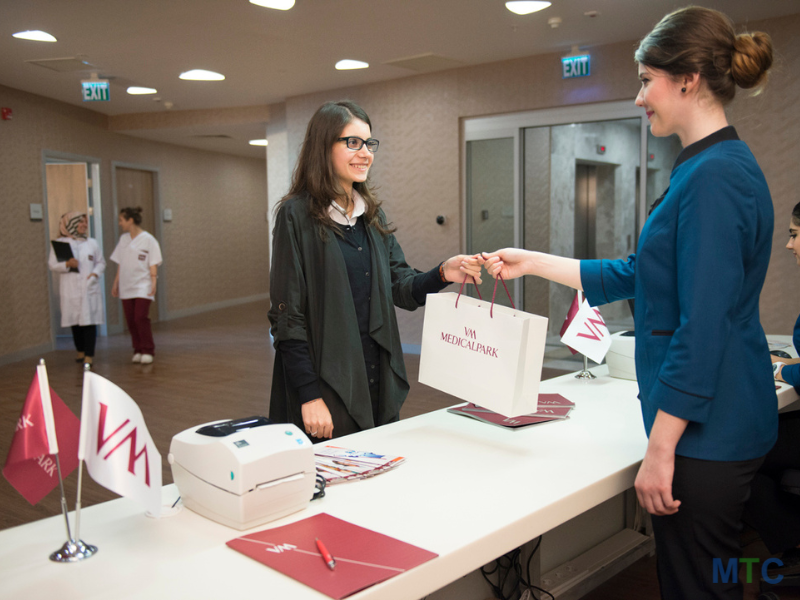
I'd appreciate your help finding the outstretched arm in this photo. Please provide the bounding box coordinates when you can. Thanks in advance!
[482,248,583,290]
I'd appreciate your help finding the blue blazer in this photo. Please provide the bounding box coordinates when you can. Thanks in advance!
[581,127,777,461]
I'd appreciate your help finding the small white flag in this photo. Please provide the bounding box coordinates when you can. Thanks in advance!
[560,299,612,364]
[78,371,162,517]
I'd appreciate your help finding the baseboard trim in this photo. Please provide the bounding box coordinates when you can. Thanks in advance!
[163,293,270,321]
[0,342,55,368]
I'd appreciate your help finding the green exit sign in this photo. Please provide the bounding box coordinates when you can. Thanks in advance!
[82,80,110,102]
[562,55,591,79]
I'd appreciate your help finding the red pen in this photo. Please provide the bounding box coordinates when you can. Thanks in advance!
[316,537,336,571]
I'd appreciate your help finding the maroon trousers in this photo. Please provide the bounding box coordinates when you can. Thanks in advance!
[122,298,155,355]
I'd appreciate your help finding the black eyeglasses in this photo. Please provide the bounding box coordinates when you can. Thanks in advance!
[337,136,380,153]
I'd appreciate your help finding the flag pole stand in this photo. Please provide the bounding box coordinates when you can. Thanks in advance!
[49,454,96,562]
[50,538,97,563]
[50,363,97,563]
[575,353,596,380]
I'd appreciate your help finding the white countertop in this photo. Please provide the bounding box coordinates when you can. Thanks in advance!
[2,357,795,600]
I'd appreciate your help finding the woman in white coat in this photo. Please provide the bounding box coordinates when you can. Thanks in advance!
[111,206,162,364]
[48,212,106,367]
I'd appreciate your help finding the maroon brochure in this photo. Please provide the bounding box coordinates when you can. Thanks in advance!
[447,394,575,429]
[227,512,438,599]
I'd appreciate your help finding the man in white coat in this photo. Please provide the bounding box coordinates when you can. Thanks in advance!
[48,212,106,367]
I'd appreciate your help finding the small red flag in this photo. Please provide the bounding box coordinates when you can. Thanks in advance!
[559,291,582,355]
[3,373,81,505]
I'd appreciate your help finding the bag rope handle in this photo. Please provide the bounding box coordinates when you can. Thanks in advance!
[490,275,515,318]
[455,275,482,308]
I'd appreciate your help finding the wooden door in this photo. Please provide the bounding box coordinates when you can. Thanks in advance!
[46,163,90,336]
[115,167,159,322]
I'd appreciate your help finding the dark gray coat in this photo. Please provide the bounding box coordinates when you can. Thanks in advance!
[268,195,423,435]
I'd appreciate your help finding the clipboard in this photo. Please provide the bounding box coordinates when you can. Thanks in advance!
[51,241,78,272]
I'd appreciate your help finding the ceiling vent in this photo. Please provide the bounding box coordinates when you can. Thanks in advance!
[25,56,98,72]
[383,53,463,73]
[190,134,233,139]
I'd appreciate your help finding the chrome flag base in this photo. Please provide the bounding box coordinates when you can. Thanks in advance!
[50,539,98,563]
[574,353,597,380]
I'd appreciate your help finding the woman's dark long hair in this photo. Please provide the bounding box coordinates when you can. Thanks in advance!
[279,100,395,239]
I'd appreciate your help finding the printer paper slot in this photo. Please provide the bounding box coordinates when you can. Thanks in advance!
[256,472,305,490]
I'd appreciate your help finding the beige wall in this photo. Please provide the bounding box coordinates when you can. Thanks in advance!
[282,12,800,345]
[3,11,797,361]
[0,84,268,362]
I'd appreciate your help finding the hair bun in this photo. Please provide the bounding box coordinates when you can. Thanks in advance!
[732,31,773,89]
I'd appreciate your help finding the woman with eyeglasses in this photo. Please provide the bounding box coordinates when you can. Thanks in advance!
[268,100,482,440]
[483,7,774,599]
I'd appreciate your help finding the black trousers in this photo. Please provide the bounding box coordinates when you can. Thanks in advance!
[71,325,97,357]
[651,454,763,600]
[743,411,800,554]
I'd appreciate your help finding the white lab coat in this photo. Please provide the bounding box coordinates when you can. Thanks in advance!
[48,237,106,327]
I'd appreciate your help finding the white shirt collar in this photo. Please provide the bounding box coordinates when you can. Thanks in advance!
[328,191,366,226]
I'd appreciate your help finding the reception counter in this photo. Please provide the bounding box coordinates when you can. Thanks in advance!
[1,360,796,600]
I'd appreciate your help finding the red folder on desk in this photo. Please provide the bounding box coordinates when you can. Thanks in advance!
[447,394,575,429]
[226,512,438,599]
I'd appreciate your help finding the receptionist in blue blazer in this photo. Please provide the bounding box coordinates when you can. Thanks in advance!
[484,7,775,600]
[743,201,800,578]
[772,202,800,388]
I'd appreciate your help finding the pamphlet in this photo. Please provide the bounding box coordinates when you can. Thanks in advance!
[314,446,405,485]
[447,394,575,429]
[227,512,438,599]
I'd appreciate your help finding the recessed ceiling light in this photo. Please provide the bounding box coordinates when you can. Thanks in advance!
[12,30,57,42]
[250,0,295,9]
[505,1,552,16]
[179,69,225,81]
[335,60,369,71]
[249,139,269,146]
[127,86,157,95]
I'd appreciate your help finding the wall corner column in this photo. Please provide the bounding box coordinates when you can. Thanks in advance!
[266,102,291,254]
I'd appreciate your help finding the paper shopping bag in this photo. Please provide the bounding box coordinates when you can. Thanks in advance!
[419,292,548,418]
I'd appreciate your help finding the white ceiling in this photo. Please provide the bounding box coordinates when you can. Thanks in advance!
[1,0,797,159]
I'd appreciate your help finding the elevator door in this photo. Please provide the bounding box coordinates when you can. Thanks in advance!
[523,118,641,333]
[574,164,597,261]
[465,104,682,335]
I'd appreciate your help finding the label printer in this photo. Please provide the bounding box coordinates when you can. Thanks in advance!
[168,416,315,530]
[606,331,637,381]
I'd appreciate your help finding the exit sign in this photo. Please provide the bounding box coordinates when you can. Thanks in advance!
[562,55,591,79]
[82,80,110,102]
